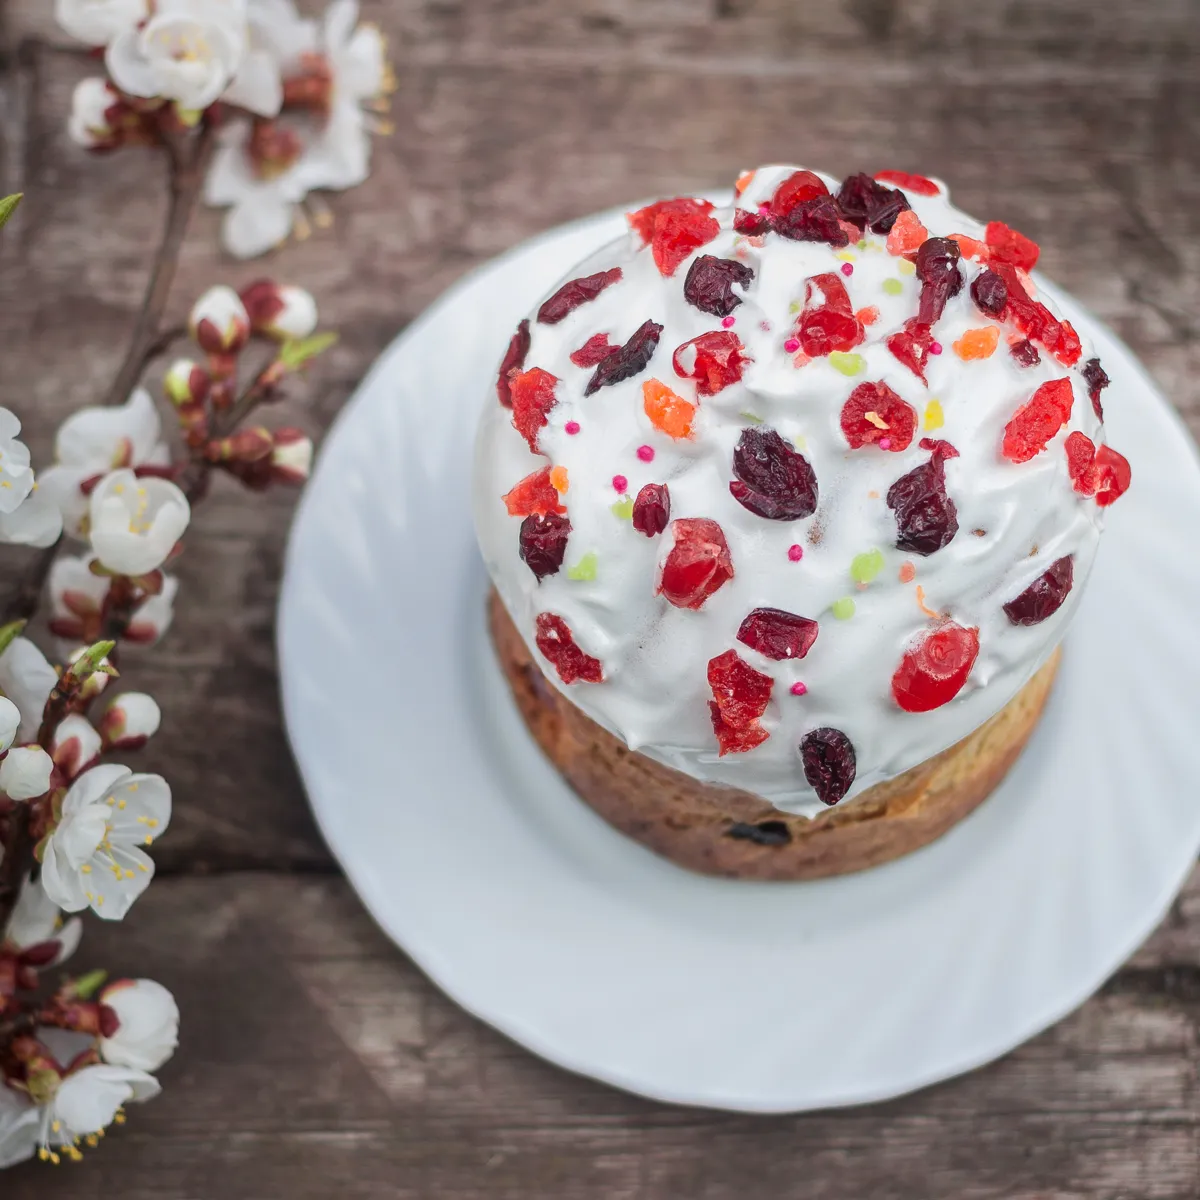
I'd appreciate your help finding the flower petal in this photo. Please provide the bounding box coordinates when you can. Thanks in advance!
[223,195,294,259]
[56,388,162,470]
[223,47,282,116]
[39,838,92,913]
[0,637,58,743]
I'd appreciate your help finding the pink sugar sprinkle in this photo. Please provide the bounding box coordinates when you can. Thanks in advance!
[840,262,854,277]
[721,315,736,329]
[758,202,771,215]
[783,337,800,353]
[787,544,804,562]
[929,341,943,355]
[879,437,892,450]
[612,474,628,493]
[565,421,581,435]
[636,445,654,463]
[790,682,808,697]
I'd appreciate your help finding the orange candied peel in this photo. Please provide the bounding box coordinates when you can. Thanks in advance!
[886,210,928,257]
[855,305,880,326]
[734,169,756,196]
[948,233,989,262]
[549,465,569,494]
[643,378,697,439]
[953,326,1000,360]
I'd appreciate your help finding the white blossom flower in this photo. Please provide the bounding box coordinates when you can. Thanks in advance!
[98,980,179,1072]
[189,285,251,355]
[38,388,170,538]
[88,469,190,577]
[3,878,82,965]
[0,637,57,744]
[68,77,124,150]
[55,0,149,46]
[0,409,64,549]
[49,553,179,649]
[98,693,161,752]
[40,763,171,921]
[240,279,318,340]
[0,696,19,756]
[37,1063,160,1156]
[0,746,54,802]
[0,1085,39,1171]
[51,714,103,781]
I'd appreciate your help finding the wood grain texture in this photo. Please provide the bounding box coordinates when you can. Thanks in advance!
[1,0,1198,1194]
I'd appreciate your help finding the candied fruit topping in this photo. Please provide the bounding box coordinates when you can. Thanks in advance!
[1082,357,1110,421]
[886,319,934,383]
[887,441,959,556]
[1065,431,1097,494]
[841,381,917,451]
[984,221,1040,271]
[990,263,1081,366]
[535,612,603,684]
[672,330,749,395]
[730,426,819,521]
[737,607,819,661]
[796,272,864,358]
[775,195,851,246]
[643,378,696,439]
[502,466,565,517]
[708,649,773,756]
[733,208,772,236]
[727,820,791,846]
[952,326,1000,360]
[537,267,623,325]
[658,517,734,609]
[915,237,963,326]
[949,233,989,262]
[632,483,670,537]
[770,169,829,218]
[835,173,911,234]
[970,269,1008,317]
[627,196,714,244]
[630,199,721,277]
[891,623,980,712]
[1003,556,1074,626]
[1010,339,1041,368]
[519,511,571,580]
[549,465,569,493]
[1002,378,1074,463]
[570,332,618,368]
[509,367,559,451]
[1067,433,1131,506]
[799,727,857,806]
[683,255,756,316]
[585,319,663,396]
[496,319,530,407]
[874,170,940,196]
[886,209,928,257]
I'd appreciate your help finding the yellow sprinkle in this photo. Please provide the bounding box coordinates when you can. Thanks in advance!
[834,250,857,263]
[897,258,916,276]
[924,399,944,431]
[863,411,889,430]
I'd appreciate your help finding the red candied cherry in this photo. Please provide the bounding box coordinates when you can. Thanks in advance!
[627,197,714,244]
[730,427,819,521]
[672,330,748,395]
[795,273,863,358]
[1002,378,1074,463]
[887,440,960,556]
[537,267,623,325]
[570,332,618,368]
[1065,431,1098,495]
[874,170,940,196]
[1003,556,1074,626]
[1081,357,1110,421]
[984,221,1040,271]
[502,466,566,517]
[632,483,670,536]
[835,173,911,234]
[799,727,857,806]
[658,518,734,609]
[990,264,1081,366]
[770,170,829,218]
[535,612,603,684]
[737,607,819,661]
[519,511,571,580]
[841,381,917,451]
[891,622,980,713]
[496,319,530,407]
[509,367,559,451]
[585,320,663,395]
[1094,444,1132,506]
[627,198,720,277]
[683,256,756,317]
[886,319,934,384]
[708,649,773,756]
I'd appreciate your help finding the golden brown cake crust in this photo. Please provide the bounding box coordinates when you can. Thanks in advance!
[489,590,1060,881]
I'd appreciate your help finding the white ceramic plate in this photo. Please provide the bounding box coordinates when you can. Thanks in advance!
[278,204,1200,1113]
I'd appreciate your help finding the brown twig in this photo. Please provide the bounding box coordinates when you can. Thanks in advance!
[0,804,32,936]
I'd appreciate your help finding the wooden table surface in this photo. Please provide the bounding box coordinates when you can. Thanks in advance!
[2,2,1199,1195]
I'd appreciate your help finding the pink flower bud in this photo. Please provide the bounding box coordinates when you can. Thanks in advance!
[98,692,161,752]
[189,286,250,356]
[51,715,102,781]
[270,428,313,485]
[0,745,53,801]
[239,281,319,341]
[163,358,211,407]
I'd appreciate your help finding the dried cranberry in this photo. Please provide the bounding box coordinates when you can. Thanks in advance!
[970,269,1008,317]
[496,319,530,407]
[770,170,829,218]
[708,649,773,756]
[887,442,959,555]
[1094,445,1132,506]
[628,197,714,244]
[672,330,748,395]
[984,221,1040,271]
[683,255,755,317]
[658,518,734,609]
[1082,357,1110,421]
[730,427,819,521]
[502,466,565,517]
[733,208,772,236]
[796,273,863,358]
[737,608,819,661]
[509,367,559,451]
[892,623,980,713]
[537,267,623,325]
[727,820,792,846]
[775,195,851,246]
[835,173,911,233]
[914,237,963,326]
[519,511,571,580]
[886,319,934,383]
[1002,378,1074,463]
[584,320,663,396]
[570,332,618,367]
[632,483,670,536]
[874,170,940,196]
[799,727,857,806]
[535,612,603,684]
[1003,556,1074,626]
[1010,339,1040,368]
[841,381,917,451]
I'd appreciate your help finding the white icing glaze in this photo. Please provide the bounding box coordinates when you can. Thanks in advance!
[473,165,1116,817]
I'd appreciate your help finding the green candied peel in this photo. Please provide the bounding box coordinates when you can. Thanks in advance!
[831,597,857,620]
[828,351,865,376]
[610,496,634,521]
[850,549,885,585]
[881,278,905,296]
[567,552,598,581]
[739,411,764,425]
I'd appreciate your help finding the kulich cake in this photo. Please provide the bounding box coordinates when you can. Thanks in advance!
[473,164,1131,879]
